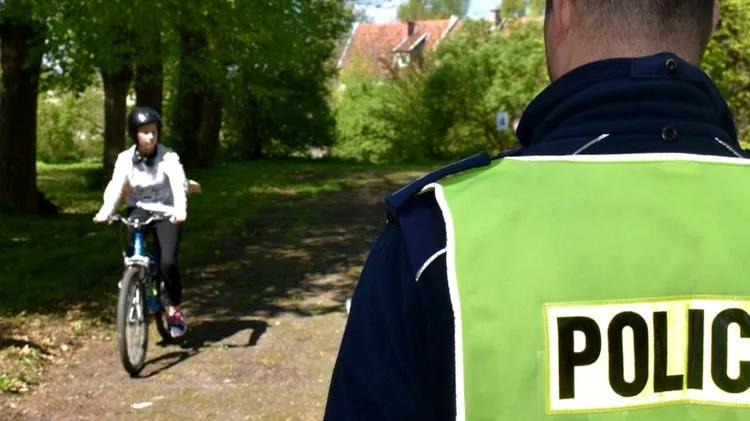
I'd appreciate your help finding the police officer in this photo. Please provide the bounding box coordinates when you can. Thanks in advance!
[325,0,750,420]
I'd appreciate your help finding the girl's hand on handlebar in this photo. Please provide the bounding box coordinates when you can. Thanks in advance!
[93,212,113,224]
[170,210,186,224]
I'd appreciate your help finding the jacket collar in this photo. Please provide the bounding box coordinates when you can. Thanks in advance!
[516,52,738,149]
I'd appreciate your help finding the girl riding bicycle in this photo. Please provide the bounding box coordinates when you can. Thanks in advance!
[94,106,188,338]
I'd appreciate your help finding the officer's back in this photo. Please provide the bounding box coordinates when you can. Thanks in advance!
[325,1,750,420]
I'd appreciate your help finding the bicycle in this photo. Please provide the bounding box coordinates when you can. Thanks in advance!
[109,212,172,377]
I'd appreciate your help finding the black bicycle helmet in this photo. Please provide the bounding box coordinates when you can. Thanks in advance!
[127,106,162,143]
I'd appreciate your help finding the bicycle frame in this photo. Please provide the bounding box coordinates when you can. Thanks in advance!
[116,213,165,270]
[124,231,151,268]
[110,211,174,375]
[114,214,167,313]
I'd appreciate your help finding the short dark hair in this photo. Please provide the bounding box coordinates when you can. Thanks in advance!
[546,0,715,50]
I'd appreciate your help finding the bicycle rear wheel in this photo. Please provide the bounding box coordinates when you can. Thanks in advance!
[116,266,149,377]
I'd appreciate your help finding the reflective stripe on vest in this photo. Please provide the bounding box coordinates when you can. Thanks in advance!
[423,153,750,421]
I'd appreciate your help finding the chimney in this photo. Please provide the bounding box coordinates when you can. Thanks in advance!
[404,20,415,38]
[489,9,501,26]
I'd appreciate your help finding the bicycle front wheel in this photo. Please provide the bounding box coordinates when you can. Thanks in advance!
[116,265,149,377]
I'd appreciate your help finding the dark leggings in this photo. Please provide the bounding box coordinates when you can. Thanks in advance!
[126,207,183,306]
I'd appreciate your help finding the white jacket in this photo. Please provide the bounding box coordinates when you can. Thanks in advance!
[96,145,187,219]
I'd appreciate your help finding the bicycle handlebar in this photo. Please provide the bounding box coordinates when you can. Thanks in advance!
[110,212,171,229]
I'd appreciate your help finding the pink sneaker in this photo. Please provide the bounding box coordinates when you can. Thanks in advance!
[168,310,187,338]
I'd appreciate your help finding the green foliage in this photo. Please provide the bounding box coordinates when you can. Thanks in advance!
[500,0,545,18]
[36,86,104,163]
[703,0,750,144]
[333,64,445,164]
[398,0,430,20]
[332,76,397,163]
[170,0,354,158]
[397,0,470,20]
[427,20,547,152]
[29,0,352,165]
[500,0,524,18]
[528,0,545,16]
[379,68,438,161]
[42,0,137,92]
[333,20,549,163]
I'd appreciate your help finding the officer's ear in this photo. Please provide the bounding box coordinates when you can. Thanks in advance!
[547,0,575,48]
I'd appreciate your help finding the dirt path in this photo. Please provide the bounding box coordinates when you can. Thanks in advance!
[1,170,418,421]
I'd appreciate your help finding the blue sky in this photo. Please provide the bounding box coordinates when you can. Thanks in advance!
[359,0,500,23]
[466,0,501,19]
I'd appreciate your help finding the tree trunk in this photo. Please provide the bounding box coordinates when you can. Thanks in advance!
[134,30,164,115]
[196,27,222,168]
[240,93,264,159]
[198,90,222,167]
[0,18,44,213]
[101,67,134,180]
[174,29,207,170]
[250,129,264,158]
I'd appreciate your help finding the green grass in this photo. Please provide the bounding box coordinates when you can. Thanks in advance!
[0,158,438,318]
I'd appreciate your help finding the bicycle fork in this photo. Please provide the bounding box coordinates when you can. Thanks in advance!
[128,285,144,324]
[147,282,162,313]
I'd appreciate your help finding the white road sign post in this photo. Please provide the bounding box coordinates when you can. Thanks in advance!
[496,111,509,132]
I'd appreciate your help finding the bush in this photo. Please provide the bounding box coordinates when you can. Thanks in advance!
[37,86,104,163]
[332,77,397,163]
[333,67,444,164]
[703,0,750,145]
[426,20,547,153]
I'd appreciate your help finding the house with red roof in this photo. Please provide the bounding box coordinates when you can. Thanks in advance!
[336,15,464,78]
[335,10,544,79]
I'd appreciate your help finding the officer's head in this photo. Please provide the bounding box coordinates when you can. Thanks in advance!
[543,0,721,81]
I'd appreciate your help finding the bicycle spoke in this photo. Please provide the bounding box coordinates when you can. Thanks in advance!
[125,278,146,362]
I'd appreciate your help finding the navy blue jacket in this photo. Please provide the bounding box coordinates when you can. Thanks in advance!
[323,52,747,421]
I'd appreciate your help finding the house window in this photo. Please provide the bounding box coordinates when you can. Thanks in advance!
[395,53,410,69]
